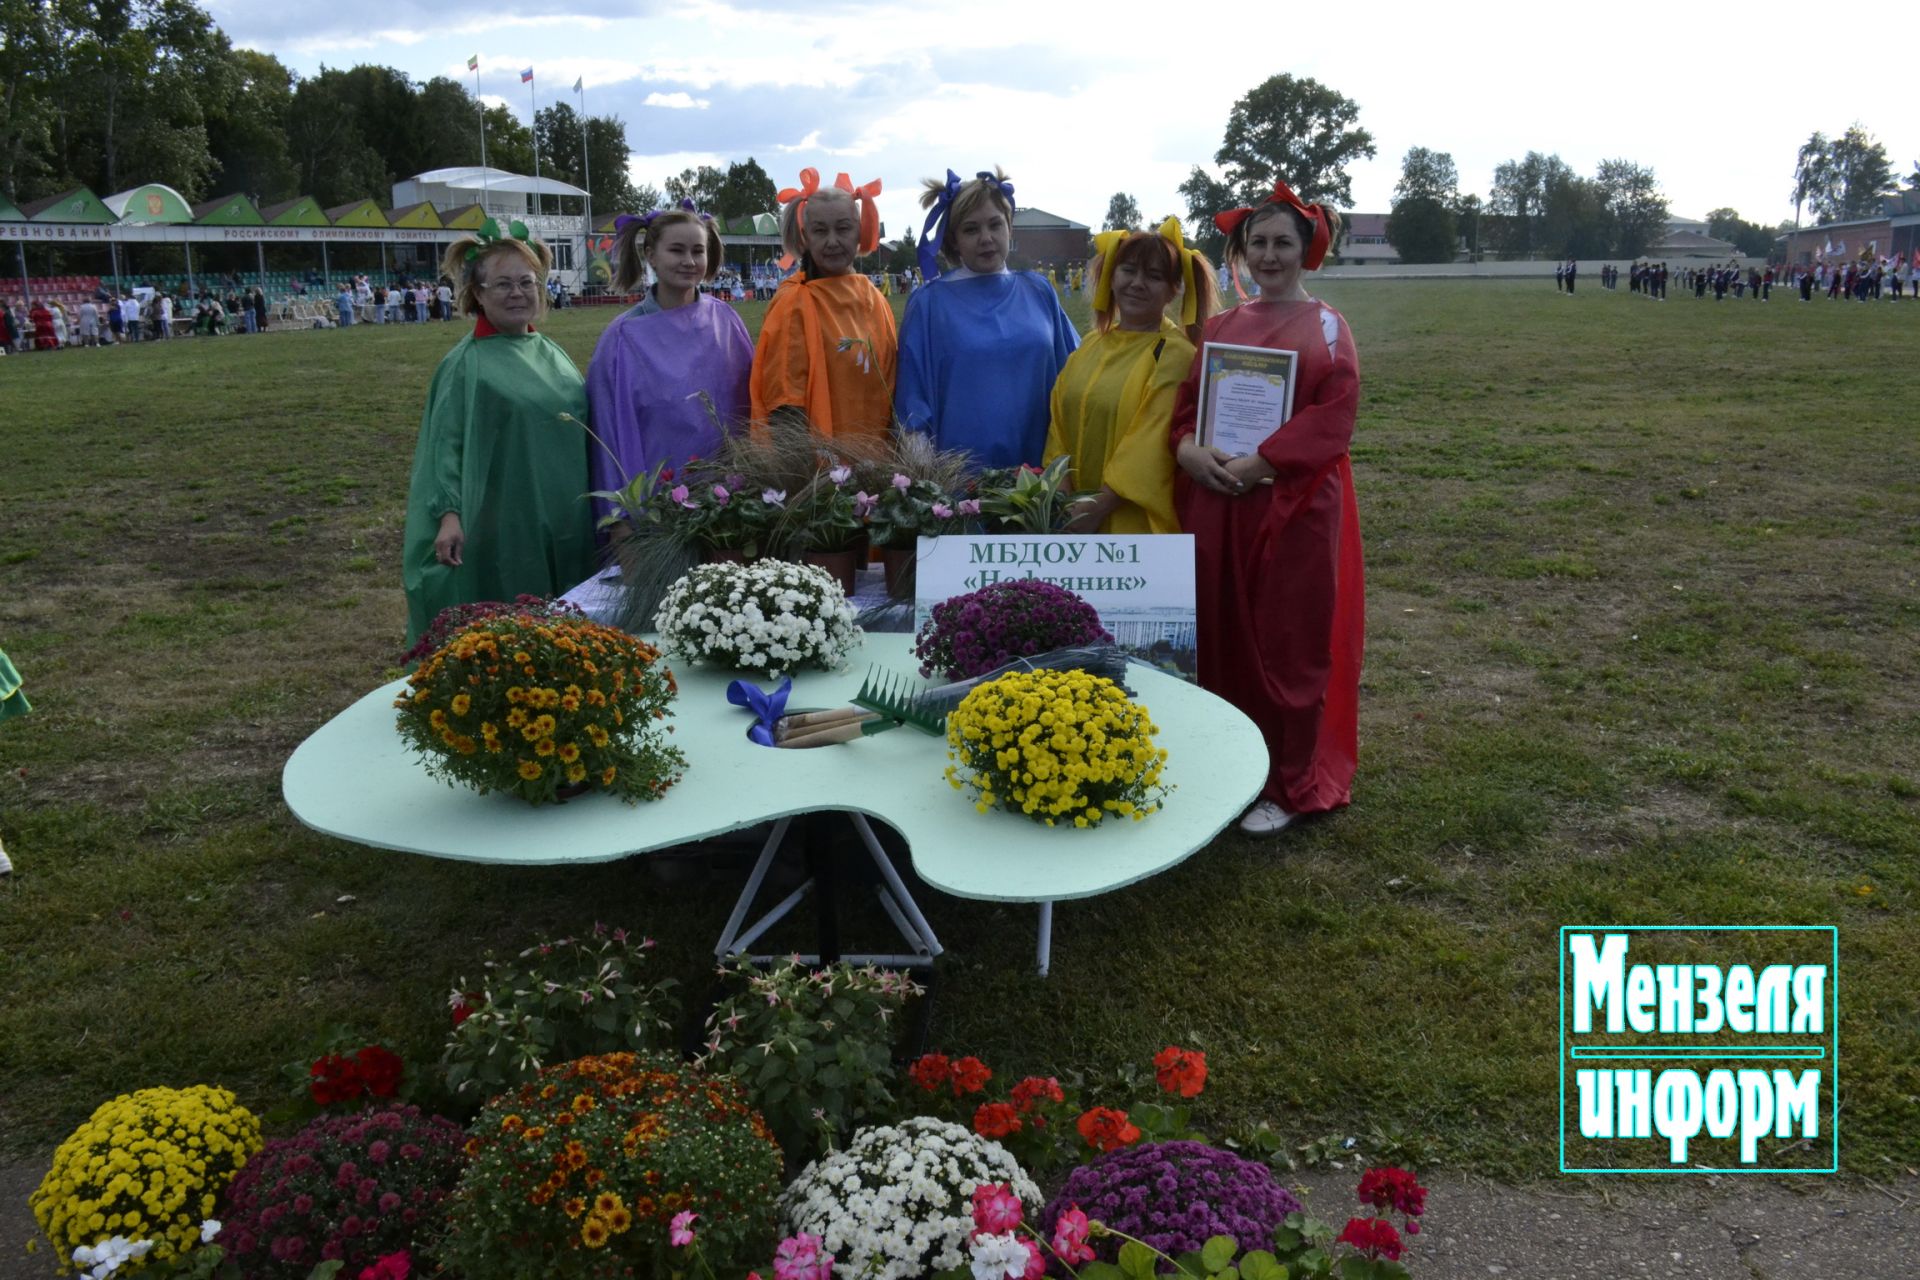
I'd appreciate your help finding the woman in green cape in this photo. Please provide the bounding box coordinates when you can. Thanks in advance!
[401,223,596,647]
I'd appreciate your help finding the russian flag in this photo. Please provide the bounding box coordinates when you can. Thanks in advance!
[520,67,534,83]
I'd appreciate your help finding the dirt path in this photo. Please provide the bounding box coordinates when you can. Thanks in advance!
[5,1159,1911,1279]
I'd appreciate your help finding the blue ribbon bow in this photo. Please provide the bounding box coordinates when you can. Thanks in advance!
[917,170,1016,281]
[726,677,792,747]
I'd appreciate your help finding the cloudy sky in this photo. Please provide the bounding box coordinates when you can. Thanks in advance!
[207,0,1918,237]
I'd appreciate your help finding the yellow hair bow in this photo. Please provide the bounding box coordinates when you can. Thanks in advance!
[1092,216,1205,328]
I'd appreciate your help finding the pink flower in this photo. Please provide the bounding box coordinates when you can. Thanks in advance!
[712,484,731,505]
[671,484,693,507]
[1051,1206,1096,1265]
[762,488,787,507]
[957,498,981,516]
[931,502,953,519]
[1019,1238,1047,1280]
[971,1183,1023,1236]
[358,1252,411,1280]
[670,1210,698,1247]
[829,465,852,484]
[853,491,878,518]
[774,1233,833,1280]
[890,473,911,491]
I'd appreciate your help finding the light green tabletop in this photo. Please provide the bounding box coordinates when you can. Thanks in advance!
[281,633,1267,904]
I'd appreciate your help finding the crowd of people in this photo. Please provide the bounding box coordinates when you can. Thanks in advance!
[327,274,460,326]
[402,169,1365,837]
[1562,256,1920,304]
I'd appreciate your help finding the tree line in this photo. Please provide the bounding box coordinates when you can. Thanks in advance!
[0,0,791,225]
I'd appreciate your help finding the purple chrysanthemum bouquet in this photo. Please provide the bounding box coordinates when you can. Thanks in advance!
[913,579,1112,680]
[1039,1141,1303,1263]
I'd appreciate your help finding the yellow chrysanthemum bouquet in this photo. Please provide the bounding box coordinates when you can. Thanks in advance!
[944,668,1170,828]
[395,614,686,805]
[30,1084,261,1272]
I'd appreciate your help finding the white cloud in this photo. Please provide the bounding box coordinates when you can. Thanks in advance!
[644,91,711,110]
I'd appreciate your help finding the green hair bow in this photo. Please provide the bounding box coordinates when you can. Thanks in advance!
[466,217,531,261]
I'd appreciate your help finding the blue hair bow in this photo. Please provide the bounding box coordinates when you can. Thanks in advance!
[916,170,1016,280]
[726,677,792,747]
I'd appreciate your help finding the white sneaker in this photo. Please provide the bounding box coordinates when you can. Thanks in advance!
[1239,801,1296,835]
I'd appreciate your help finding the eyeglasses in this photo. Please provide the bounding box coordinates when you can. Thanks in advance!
[480,277,541,295]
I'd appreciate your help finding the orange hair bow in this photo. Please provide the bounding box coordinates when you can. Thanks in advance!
[779,168,883,270]
[1213,180,1331,271]
[1091,217,1206,328]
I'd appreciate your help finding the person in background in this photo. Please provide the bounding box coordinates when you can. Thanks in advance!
[894,168,1079,468]
[1170,180,1365,836]
[400,222,596,647]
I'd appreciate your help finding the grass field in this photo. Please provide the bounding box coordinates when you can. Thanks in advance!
[0,282,1915,1183]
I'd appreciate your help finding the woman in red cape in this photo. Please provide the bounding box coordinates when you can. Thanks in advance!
[1169,181,1364,835]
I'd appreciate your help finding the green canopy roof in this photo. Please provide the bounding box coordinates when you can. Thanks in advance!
[385,202,443,230]
[261,197,328,227]
[0,192,24,222]
[20,188,115,223]
[725,212,779,237]
[192,193,265,226]
[326,199,389,228]
[105,183,194,224]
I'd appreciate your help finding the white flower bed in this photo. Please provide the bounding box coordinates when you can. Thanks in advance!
[654,559,860,676]
[780,1117,1041,1280]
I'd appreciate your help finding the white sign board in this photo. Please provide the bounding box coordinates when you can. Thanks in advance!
[912,535,1198,682]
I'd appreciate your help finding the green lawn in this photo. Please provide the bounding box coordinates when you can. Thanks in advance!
[0,283,1914,1181]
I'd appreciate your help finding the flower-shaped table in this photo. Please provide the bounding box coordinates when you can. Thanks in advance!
[281,634,1267,974]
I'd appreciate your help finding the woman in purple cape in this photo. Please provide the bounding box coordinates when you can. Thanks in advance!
[585,201,754,525]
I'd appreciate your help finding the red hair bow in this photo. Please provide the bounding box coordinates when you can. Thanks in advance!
[1214,180,1330,271]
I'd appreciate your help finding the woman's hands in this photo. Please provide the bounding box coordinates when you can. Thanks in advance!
[1177,440,1276,495]
[1064,487,1121,534]
[434,512,465,566]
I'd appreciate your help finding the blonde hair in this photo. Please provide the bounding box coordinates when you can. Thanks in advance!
[778,184,856,269]
[918,168,1013,269]
[613,210,724,293]
[438,235,553,318]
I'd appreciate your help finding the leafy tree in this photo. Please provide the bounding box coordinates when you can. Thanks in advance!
[1101,191,1141,230]
[1177,166,1233,259]
[1453,193,1483,259]
[1791,132,1831,228]
[1704,207,1776,258]
[1214,73,1374,207]
[1394,147,1458,203]
[1386,147,1459,263]
[205,48,296,201]
[0,0,62,198]
[712,157,777,222]
[1821,125,1894,222]
[285,68,386,208]
[1595,158,1667,257]
[414,76,486,173]
[664,164,725,211]
[1486,152,1572,257]
[1539,171,1610,258]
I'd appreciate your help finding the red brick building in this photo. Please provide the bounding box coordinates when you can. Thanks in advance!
[1775,192,1920,265]
[1009,207,1089,271]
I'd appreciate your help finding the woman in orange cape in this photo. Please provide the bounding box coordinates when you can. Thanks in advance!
[749,169,896,439]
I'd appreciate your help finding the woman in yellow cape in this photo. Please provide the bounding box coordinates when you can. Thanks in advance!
[1045,217,1220,533]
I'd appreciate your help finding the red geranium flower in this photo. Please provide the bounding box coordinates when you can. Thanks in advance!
[907,1053,951,1093]
[1075,1107,1141,1153]
[1356,1166,1427,1218]
[1009,1076,1064,1113]
[973,1102,1022,1139]
[1152,1046,1208,1098]
[1336,1217,1404,1261]
[949,1056,992,1096]
[354,1046,404,1098]
[309,1053,364,1106]
[449,992,482,1028]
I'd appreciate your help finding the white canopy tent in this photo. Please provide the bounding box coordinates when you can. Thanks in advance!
[392,167,588,223]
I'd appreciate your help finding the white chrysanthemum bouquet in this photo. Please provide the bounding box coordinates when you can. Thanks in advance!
[779,1117,1041,1280]
[653,559,860,676]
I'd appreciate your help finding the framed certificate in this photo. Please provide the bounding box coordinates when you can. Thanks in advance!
[1197,343,1298,456]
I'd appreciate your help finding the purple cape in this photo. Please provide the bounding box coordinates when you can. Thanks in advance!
[584,292,754,517]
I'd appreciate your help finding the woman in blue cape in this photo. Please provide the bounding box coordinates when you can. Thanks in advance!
[894,168,1078,468]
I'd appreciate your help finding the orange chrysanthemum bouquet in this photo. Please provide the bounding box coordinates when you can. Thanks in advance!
[396,614,685,805]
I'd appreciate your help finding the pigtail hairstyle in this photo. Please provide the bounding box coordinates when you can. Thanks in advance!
[916,167,1015,278]
[777,168,882,272]
[1088,217,1222,346]
[439,231,552,318]
[612,207,724,293]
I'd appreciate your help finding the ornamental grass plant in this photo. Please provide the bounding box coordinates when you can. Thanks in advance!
[944,668,1169,827]
[653,560,859,676]
[217,1104,466,1278]
[913,578,1113,681]
[779,1117,1040,1280]
[393,614,685,805]
[439,1051,783,1280]
[31,1085,262,1270]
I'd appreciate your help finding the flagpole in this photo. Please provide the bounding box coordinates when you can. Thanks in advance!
[576,77,592,282]
[528,70,542,217]
[472,56,490,213]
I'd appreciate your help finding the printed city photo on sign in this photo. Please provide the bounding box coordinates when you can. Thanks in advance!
[1559,926,1838,1174]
